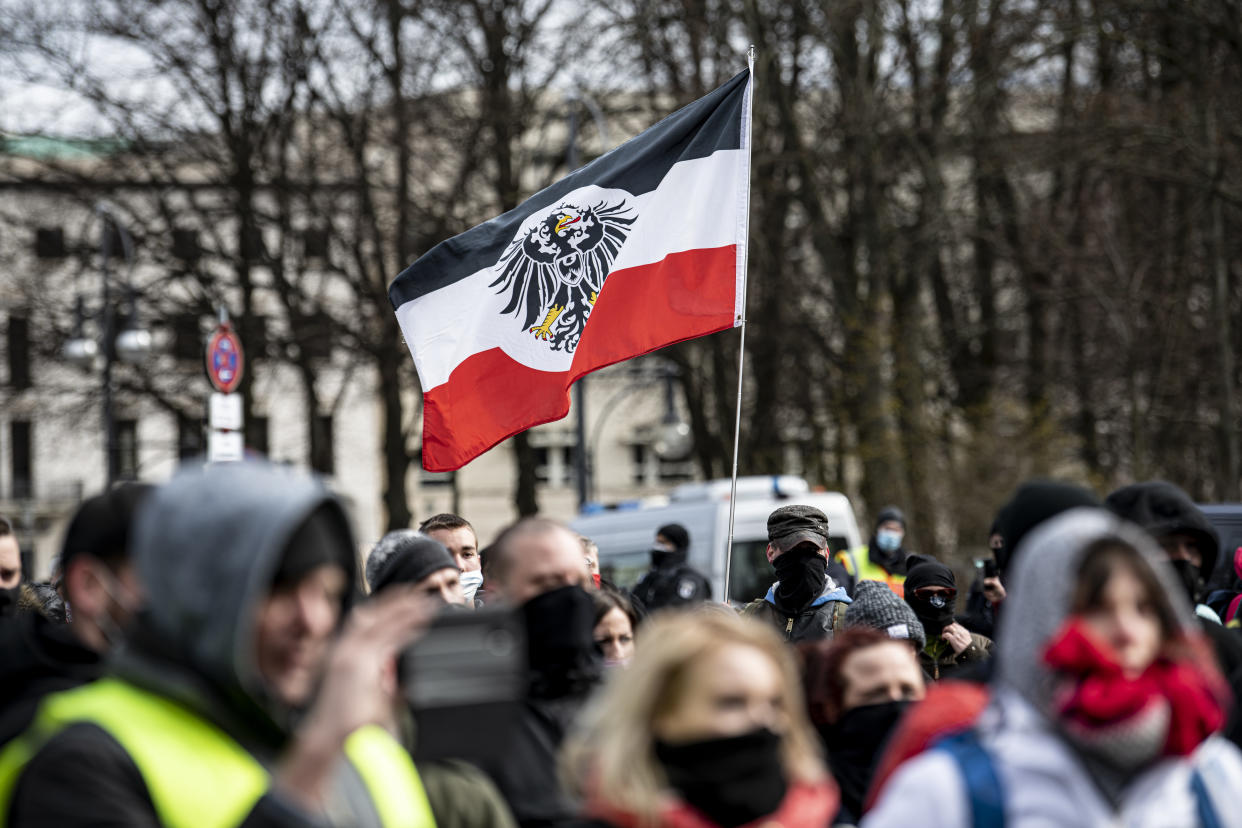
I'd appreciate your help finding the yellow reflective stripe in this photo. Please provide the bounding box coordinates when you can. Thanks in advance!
[35,678,269,828]
[345,725,436,828]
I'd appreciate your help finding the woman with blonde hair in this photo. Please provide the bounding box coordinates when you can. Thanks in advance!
[563,610,837,828]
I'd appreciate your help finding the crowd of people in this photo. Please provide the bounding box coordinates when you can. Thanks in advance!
[2,462,1242,826]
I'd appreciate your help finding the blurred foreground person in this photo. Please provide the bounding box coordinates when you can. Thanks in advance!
[865,509,1242,827]
[0,484,151,745]
[367,529,466,607]
[742,506,852,643]
[632,524,711,612]
[420,513,484,605]
[593,588,638,668]
[564,611,837,828]
[1,463,434,827]
[478,518,602,828]
[801,628,926,827]
[902,560,991,681]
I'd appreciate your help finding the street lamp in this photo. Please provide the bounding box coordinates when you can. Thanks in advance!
[63,202,152,484]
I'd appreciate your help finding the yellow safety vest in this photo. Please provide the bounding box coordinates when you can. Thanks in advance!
[0,678,435,828]
[837,546,907,597]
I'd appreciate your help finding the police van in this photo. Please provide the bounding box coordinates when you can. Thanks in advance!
[570,476,864,606]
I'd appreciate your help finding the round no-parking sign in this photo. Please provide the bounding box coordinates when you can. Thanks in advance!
[205,324,245,393]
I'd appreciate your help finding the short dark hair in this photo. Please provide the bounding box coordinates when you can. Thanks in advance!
[60,483,154,571]
[418,513,475,537]
[0,516,12,537]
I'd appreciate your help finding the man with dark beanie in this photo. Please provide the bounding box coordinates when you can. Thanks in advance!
[0,483,152,745]
[367,529,466,606]
[631,522,711,612]
[1,462,436,827]
[903,559,991,681]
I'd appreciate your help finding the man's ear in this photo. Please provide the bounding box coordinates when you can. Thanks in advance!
[766,543,777,564]
[63,558,106,618]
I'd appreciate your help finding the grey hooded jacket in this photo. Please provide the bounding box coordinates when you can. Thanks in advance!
[7,462,371,828]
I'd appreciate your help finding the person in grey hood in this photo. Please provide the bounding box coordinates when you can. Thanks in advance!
[865,508,1242,827]
[2,462,435,828]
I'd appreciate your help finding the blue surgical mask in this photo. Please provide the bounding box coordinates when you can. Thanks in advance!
[875,528,903,552]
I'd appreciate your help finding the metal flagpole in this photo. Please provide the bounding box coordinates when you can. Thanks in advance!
[724,46,756,604]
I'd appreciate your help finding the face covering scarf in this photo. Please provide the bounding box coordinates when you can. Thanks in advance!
[521,584,600,693]
[818,701,910,819]
[1044,619,1226,767]
[654,727,788,828]
[773,546,828,615]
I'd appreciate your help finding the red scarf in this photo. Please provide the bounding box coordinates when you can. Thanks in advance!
[587,780,837,828]
[1042,619,1227,756]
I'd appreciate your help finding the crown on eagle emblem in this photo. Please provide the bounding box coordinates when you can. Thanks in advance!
[490,194,636,353]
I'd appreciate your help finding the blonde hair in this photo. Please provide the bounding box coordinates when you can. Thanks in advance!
[561,610,825,824]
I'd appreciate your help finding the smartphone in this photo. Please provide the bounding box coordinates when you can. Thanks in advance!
[973,557,999,579]
[399,606,527,762]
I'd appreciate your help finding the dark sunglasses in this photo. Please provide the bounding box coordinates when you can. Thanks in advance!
[913,586,957,603]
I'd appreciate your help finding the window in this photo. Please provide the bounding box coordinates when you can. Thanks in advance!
[533,443,577,488]
[172,228,200,261]
[177,413,204,461]
[35,227,65,259]
[7,313,30,389]
[116,420,139,480]
[172,314,201,361]
[246,415,269,457]
[10,421,31,499]
[311,414,333,475]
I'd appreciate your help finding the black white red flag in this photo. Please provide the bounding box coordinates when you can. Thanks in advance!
[390,68,752,471]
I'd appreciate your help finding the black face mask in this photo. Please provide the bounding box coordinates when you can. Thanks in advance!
[773,545,828,614]
[0,585,19,617]
[521,585,600,692]
[818,701,911,819]
[1168,559,1205,606]
[655,728,788,828]
[651,546,683,569]
[907,592,955,637]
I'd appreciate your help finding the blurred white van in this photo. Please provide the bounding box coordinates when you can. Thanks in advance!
[570,476,863,606]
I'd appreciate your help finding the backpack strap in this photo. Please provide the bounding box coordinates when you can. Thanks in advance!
[830,600,849,632]
[1190,767,1222,828]
[933,731,1005,828]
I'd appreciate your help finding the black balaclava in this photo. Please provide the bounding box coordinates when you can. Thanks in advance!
[773,543,828,615]
[1105,481,1220,602]
[655,728,787,828]
[820,700,912,821]
[0,584,19,617]
[904,560,957,637]
[521,584,601,696]
[994,480,1101,582]
[652,523,690,570]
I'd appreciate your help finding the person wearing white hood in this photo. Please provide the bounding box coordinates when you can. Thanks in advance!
[864,508,1242,828]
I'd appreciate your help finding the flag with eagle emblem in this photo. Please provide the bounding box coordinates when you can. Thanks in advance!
[390,68,752,471]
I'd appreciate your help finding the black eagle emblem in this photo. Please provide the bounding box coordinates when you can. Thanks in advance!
[490,198,637,353]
